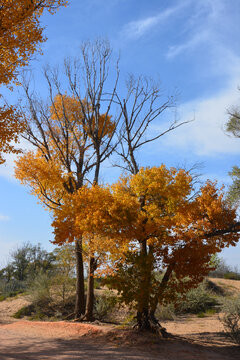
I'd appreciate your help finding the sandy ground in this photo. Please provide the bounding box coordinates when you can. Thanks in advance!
[0,279,239,360]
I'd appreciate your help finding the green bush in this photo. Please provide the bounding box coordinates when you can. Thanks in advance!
[156,303,176,321]
[27,272,53,307]
[13,304,35,319]
[220,296,240,345]
[94,278,103,289]
[224,272,240,281]
[94,290,118,321]
[0,279,25,299]
[176,282,218,314]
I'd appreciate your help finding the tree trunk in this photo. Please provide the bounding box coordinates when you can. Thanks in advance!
[84,157,100,321]
[74,238,85,318]
[135,242,169,336]
[137,239,151,318]
[85,256,97,321]
[136,309,168,337]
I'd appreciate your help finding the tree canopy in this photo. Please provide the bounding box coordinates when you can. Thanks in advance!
[225,93,240,206]
[52,165,240,331]
[0,0,68,164]
[15,39,184,320]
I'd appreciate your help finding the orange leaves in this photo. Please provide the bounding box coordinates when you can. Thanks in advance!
[50,165,240,308]
[52,166,239,279]
[0,0,68,86]
[0,0,67,163]
[15,150,67,208]
[14,90,117,215]
[50,94,85,126]
[0,105,25,164]
[49,93,115,151]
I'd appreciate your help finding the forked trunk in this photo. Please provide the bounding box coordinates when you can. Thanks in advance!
[136,309,168,337]
[135,241,168,337]
[74,238,85,318]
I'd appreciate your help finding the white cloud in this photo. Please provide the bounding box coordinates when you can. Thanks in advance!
[0,214,10,222]
[121,2,188,39]
[158,78,240,156]
[165,0,227,59]
[166,31,209,58]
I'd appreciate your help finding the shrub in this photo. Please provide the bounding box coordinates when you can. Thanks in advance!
[0,279,25,299]
[176,282,218,314]
[94,278,103,289]
[27,272,53,307]
[156,303,176,321]
[224,272,240,281]
[13,304,35,319]
[94,290,118,321]
[51,274,75,303]
[209,258,240,280]
[220,297,240,345]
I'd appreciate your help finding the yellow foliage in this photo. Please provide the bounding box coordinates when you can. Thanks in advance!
[0,0,67,163]
[15,150,68,209]
[0,105,25,164]
[50,94,115,139]
[0,0,67,86]
[14,92,116,212]
[52,166,239,287]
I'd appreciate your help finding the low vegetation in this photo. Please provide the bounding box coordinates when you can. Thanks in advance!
[1,243,240,346]
[219,296,240,345]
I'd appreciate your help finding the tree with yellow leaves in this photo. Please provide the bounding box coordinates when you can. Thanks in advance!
[52,166,240,334]
[15,39,190,322]
[15,40,120,319]
[0,0,68,163]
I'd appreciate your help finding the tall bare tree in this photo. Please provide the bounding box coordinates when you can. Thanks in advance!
[16,40,120,319]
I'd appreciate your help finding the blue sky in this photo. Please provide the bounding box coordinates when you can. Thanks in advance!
[1,0,240,268]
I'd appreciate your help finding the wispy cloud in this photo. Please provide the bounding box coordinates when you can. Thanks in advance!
[121,3,188,39]
[166,31,208,58]
[0,214,10,222]
[157,77,240,157]
[166,0,226,59]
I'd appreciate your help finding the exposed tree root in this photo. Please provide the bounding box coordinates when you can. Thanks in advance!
[133,311,170,338]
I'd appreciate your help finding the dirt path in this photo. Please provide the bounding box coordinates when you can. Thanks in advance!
[0,295,239,359]
[0,320,239,360]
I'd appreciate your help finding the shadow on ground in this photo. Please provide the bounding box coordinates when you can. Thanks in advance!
[0,330,239,360]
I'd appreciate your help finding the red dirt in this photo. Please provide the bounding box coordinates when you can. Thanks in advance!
[0,279,239,360]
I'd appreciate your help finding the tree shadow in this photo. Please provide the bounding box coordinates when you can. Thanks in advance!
[0,331,239,360]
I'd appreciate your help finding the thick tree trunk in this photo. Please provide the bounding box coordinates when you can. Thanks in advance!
[74,238,85,318]
[137,239,151,318]
[84,256,97,321]
[135,262,175,336]
[135,242,169,336]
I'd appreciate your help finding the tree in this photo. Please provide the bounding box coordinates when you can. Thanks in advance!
[227,166,240,206]
[0,0,68,163]
[0,243,54,283]
[52,166,240,334]
[0,106,25,164]
[15,40,189,321]
[225,95,240,206]
[15,40,120,319]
